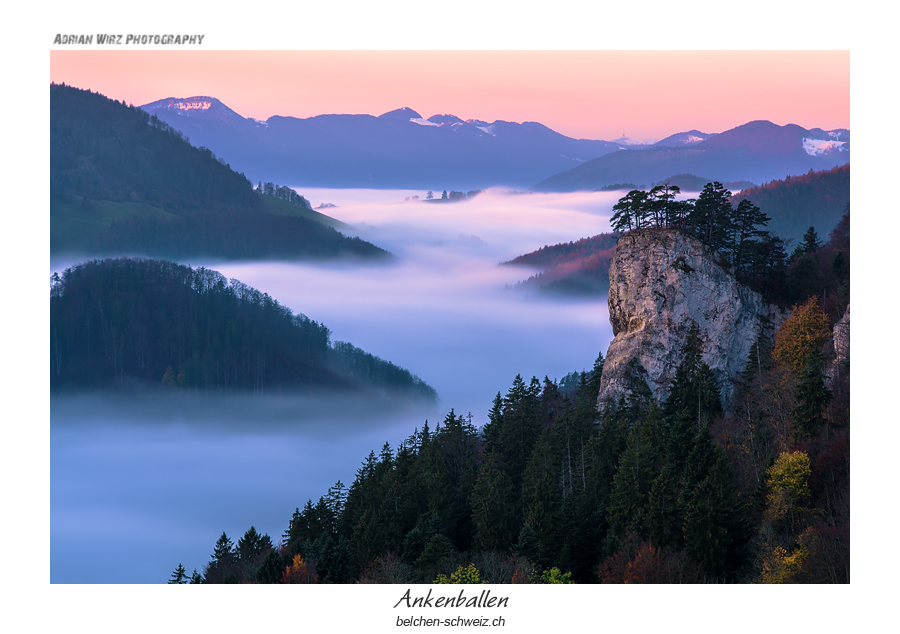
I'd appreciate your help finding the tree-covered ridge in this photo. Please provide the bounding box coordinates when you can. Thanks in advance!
[50,258,436,400]
[650,174,755,192]
[51,82,257,212]
[504,233,619,296]
[50,83,389,261]
[94,207,390,261]
[505,233,619,269]
[731,164,849,244]
[256,181,312,207]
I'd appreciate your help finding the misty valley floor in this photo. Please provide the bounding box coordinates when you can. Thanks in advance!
[50,189,616,583]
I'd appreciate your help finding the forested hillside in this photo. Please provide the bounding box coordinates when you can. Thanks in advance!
[731,164,849,244]
[50,258,436,400]
[504,233,619,297]
[50,83,388,261]
[179,214,848,583]
[51,83,257,212]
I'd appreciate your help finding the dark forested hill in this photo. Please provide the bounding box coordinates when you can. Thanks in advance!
[50,84,388,261]
[50,258,436,400]
[51,83,257,212]
[504,233,619,297]
[731,164,850,244]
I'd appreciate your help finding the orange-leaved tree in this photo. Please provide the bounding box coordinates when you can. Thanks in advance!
[772,296,830,375]
[281,554,319,584]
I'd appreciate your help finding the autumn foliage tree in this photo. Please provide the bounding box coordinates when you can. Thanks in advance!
[772,296,831,376]
[281,554,319,584]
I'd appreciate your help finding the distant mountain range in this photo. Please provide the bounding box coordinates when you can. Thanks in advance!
[140,97,624,190]
[139,96,849,191]
[532,121,849,192]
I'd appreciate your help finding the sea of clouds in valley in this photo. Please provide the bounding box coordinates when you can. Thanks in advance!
[50,189,621,583]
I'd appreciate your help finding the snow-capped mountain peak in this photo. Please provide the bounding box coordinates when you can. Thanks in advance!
[802,138,848,156]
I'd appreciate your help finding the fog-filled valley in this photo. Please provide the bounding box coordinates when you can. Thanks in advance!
[50,188,623,583]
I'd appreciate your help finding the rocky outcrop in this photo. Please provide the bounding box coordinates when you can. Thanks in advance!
[597,229,784,409]
[826,304,850,388]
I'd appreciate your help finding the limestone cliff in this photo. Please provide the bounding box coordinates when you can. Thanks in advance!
[827,304,850,388]
[597,229,784,409]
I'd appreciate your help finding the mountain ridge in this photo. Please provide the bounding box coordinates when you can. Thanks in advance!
[137,96,634,189]
[532,120,849,193]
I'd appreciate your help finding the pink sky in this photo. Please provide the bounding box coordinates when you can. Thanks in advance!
[51,50,848,142]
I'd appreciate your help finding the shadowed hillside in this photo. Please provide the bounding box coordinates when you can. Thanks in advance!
[50,83,389,261]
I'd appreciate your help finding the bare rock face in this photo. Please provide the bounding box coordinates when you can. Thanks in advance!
[597,229,783,409]
[827,304,850,388]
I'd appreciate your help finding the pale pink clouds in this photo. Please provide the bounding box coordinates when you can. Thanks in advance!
[50,50,848,141]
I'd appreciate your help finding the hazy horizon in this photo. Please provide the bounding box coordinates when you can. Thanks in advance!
[50,50,849,143]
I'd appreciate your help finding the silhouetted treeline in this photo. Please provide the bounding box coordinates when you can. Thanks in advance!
[96,208,389,261]
[50,258,435,400]
[331,342,438,402]
[424,190,482,202]
[649,174,755,192]
[256,181,311,207]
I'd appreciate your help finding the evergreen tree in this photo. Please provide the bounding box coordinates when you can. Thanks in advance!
[730,199,770,279]
[168,563,189,584]
[522,434,562,563]
[690,181,733,250]
[212,532,234,563]
[514,524,541,563]
[255,548,286,584]
[646,464,683,549]
[663,321,723,435]
[791,347,832,440]
[607,404,664,536]
[682,452,746,580]
[647,183,681,228]
[610,189,649,232]
[482,392,503,450]
[587,351,605,399]
[237,526,270,562]
[470,452,520,551]
[432,410,480,548]
[203,532,236,583]
[496,375,542,493]
[791,226,822,260]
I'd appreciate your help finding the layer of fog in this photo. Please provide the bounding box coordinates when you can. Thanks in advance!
[51,189,622,583]
[51,392,439,584]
